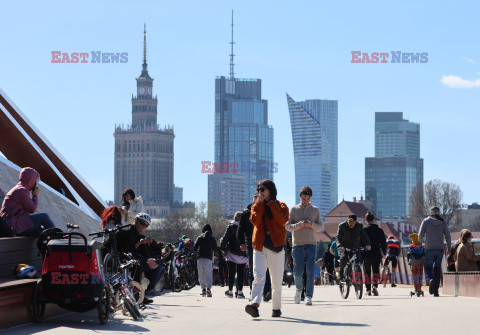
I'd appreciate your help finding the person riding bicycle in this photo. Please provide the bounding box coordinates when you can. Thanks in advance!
[102,212,166,301]
[336,214,371,281]
[383,235,401,287]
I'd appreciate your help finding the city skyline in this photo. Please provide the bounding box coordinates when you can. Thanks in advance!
[0,1,479,210]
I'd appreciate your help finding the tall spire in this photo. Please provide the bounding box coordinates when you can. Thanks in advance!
[229,10,235,79]
[139,23,151,79]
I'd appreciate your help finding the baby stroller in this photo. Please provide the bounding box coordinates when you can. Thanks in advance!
[32,231,109,325]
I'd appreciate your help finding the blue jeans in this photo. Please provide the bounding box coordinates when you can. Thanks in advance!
[425,249,443,292]
[292,244,316,298]
[19,213,55,237]
[141,260,166,291]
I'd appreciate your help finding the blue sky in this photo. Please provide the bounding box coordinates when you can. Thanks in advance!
[1,0,479,210]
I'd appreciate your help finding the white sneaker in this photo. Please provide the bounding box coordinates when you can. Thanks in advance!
[294,289,302,304]
[306,296,312,306]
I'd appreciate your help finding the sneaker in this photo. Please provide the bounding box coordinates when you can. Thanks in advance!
[366,290,372,296]
[294,289,302,304]
[306,296,312,306]
[428,279,435,295]
[245,304,259,318]
[263,291,272,302]
[206,289,212,297]
[201,289,206,297]
[434,290,439,297]
[145,289,160,297]
[225,290,233,298]
[272,309,282,317]
[391,283,396,288]
[237,291,245,299]
[372,287,379,296]
[142,297,153,305]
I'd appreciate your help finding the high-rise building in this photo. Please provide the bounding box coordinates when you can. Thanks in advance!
[211,13,274,206]
[174,185,183,204]
[114,26,174,218]
[287,94,338,217]
[208,173,245,218]
[365,112,423,219]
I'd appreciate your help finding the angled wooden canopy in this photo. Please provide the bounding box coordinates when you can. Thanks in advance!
[0,88,105,217]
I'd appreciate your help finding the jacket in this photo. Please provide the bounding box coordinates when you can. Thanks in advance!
[363,223,387,259]
[124,196,144,224]
[101,225,145,262]
[285,203,322,246]
[0,167,40,234]
[386,238,401,257]
[194,224,218,260]
[220,222,246,256]
[237,204,253,247]
[418,215,452,252]
[336,221,371,250]
[250,200,289,252]
[455,243,480,272]
[407,244,425,265]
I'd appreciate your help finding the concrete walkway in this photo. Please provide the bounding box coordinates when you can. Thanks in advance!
[3,285,478,335]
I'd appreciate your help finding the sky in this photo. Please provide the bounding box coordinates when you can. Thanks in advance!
[1,0,479,210]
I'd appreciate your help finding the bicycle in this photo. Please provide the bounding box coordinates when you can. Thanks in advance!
[381,255,396,287]
[338,247,364,299]
[177,252,198,290]
[159,244,183,292]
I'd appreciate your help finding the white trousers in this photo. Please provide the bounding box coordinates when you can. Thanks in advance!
[197,258,213,289]
[251,247,285,310]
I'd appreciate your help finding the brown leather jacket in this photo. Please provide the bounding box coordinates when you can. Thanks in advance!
[455,243,480,272]
[250,200,289,252]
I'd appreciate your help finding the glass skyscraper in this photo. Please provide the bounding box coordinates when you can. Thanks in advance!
[287,94,338,217]
[214,76,274,206]
[365,112,423,218]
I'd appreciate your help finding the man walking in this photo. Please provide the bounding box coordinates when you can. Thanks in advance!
[285,187,322,306]
[418,206,451,297]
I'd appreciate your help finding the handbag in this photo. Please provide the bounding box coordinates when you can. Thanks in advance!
[262,215,283,253]
[0,216,14,237]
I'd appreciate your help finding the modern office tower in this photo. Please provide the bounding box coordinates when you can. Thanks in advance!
[211,13,274,206]
[287,94,338,217]
[174,186,183,204]
[114,26,174,218]
[365,112,424,219]
[208,173,245,218]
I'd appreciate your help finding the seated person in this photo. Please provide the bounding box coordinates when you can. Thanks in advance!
[0,167,55,236]
[102,212,166,301]
[456,230,480,272]
[100,205,123,232]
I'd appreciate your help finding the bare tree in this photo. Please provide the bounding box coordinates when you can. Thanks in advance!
[409,179,463,229]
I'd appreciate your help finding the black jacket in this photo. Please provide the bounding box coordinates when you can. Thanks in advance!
[194,224,218,260]
[221,222,246,256]
[236,204,253,247]
[363,223,387,259]
[101,225,158,262]
[336,221,371,250]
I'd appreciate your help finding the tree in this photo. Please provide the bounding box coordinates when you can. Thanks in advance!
[409,179,463,229]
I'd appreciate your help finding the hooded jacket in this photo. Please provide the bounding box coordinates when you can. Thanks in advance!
[363,223,387,259]
[194,224,218,260]
[0,167,40,234]
[418,215,452,252]
[220,221,246,256]
[250,200,289,252]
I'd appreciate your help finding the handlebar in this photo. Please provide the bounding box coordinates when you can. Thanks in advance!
[66,223,79,230]
[120,259,138,270]
[89,224,132,237]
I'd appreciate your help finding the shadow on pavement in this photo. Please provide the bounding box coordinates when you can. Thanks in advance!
[261,316,369,327]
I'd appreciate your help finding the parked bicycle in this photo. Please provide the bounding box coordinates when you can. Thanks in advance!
[338,247,364,299]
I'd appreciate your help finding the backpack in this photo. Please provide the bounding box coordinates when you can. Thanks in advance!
[0,216,14,237]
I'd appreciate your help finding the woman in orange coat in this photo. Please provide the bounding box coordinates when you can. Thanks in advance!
[245,180,289,318]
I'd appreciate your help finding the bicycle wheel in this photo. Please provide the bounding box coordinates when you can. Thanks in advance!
[103,253,120,278]
[354,264,363,299]
[339,268,350,299]
[183,266,197,290]
[31,279,45,323]
[116,281,144,306]
[123,295,140,320]
[97,285,110,325]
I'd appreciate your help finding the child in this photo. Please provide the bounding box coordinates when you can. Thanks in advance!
[407,233,425,296]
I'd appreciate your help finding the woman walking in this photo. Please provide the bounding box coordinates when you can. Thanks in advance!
[245,180,289,318]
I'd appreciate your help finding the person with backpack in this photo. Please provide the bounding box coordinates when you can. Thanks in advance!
[194,224,218,297]
[221,211,248,298]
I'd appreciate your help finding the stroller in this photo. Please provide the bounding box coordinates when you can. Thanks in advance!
[32,230,109,325]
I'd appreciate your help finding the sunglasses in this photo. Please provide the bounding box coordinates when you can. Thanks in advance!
[138,220,149,227]
[257,187,266,192]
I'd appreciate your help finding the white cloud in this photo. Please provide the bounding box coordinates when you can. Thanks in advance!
[463,56,476,64]
[440,75,480,88]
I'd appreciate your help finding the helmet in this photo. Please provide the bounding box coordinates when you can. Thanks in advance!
[185,238,194,250]
[388,235,394,239]
[134,212,151,225]
[13,264,38,279]
[180,235,187,240]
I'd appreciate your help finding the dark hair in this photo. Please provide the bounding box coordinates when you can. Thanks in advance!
[122,188,136,210]
[299,186,312,196]
[365,211,375,223]
[461,230,472,244]
[257,180,277,201]
[348,214,357,221]
[100,205,122,229]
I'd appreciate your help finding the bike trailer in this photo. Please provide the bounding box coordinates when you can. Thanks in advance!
[40,232,105,312]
